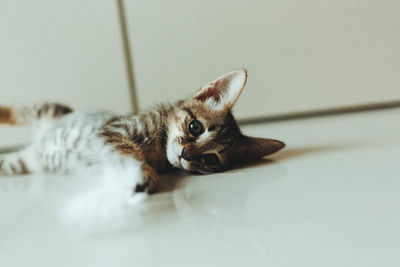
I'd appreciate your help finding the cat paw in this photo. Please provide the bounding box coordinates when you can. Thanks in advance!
[135,163,160,194]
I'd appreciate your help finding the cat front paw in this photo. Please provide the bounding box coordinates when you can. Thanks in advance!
[135,163,160,194]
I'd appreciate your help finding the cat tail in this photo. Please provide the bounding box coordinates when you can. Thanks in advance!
[0,102,73,125]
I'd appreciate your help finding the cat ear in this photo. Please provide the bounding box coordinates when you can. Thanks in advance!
[195,69,247,111]
[234,136,285,162]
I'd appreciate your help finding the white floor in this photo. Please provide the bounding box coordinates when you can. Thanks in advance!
[1,108,399,267]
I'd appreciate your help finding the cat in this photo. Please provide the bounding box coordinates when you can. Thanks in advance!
[0,69,285,193]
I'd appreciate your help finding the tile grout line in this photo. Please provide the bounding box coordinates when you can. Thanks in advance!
[238,101,400,126]
[116,0,139,113]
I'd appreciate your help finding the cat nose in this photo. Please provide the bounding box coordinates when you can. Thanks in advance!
[181,148,191,161]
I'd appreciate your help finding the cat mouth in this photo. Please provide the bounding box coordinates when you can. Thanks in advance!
[176,156,183,168]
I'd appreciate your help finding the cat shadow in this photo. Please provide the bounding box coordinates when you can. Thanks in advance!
[156,142,363,194]
[157,170,187,193]
[0,145,25,154]
[272,142,364,161]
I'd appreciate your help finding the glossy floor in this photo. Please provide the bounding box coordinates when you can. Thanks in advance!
[1,108,399,267]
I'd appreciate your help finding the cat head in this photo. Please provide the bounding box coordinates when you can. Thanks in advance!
[166,69,285,174]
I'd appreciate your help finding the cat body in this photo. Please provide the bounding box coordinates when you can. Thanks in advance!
[0,70,285,193]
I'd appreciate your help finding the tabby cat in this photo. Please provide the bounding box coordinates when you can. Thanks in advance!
[0,70,284,193]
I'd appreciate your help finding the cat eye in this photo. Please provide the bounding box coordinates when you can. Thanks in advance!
[203,153,220,165]
[188,120,204,137]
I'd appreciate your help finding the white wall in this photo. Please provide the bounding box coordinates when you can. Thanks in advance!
[0,0,132,147]
[124,0,400,119]
[0,0,132,113]
[1,0,399,148]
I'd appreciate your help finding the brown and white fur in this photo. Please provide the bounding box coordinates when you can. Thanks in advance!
[0,70,284,193]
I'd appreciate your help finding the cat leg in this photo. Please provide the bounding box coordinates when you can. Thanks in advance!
[135,163,160,193]
[0,147,40,176]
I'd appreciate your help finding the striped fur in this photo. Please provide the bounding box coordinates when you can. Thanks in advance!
[0,70,285,193]
[0,106,15,124]
[0,102,72,125]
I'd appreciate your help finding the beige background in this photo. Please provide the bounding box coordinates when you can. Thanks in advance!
[0,0,132,146]
[0,0,132,113]
[125,0,400,119]
[0,0,399,129]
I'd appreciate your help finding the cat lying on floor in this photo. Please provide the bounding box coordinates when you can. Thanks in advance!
[0,70,284,193]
